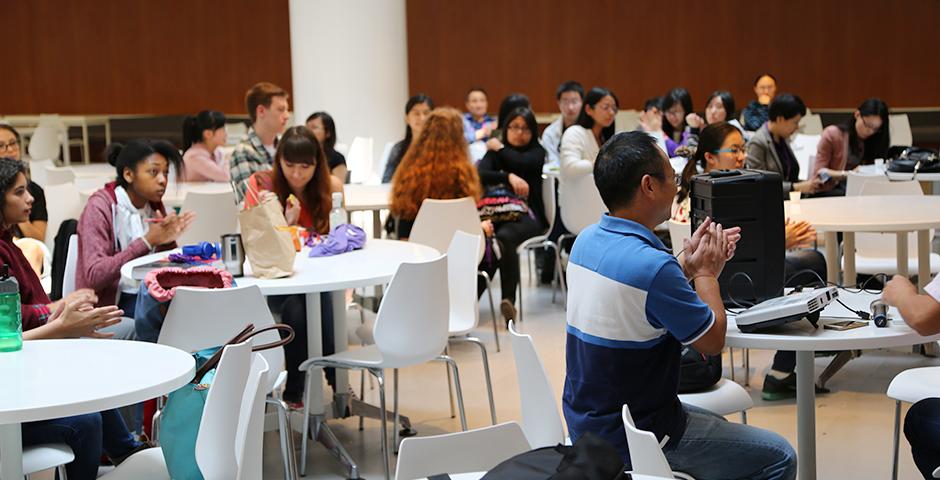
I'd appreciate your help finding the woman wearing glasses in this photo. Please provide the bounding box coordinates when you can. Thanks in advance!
[559,87,618,183]
[0,124,48,242]
[811,98,890,196]
[675,122,826,401]
[662,87,694,157]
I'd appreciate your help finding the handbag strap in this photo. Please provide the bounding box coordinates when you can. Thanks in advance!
[192,324,295,383]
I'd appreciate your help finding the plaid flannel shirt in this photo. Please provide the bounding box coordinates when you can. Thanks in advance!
[230,127,274,202]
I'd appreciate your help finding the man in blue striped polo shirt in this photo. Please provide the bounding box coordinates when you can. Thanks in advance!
[563,131,796,479]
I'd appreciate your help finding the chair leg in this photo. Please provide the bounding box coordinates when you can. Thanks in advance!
[374,369,390,480]
[270,397,298,480]
[517,277,525,324]
[554,241,567,306]
[729,348,736,382]
[359,370,366,431]
[58,464,69,480]
[744,348,750,387]
[393,368,401,454]
[741,410,748,425]
[439,355,468,431]
[892,400,901,480]
[466,337,497,425]
[300,371,313,477]
[480,270,501,352]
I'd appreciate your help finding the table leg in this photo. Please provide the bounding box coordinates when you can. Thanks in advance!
[843,232,856,287]
[897,232,909,278]
[824,232,839,285]
[918,229,930,292]
[372,210,382,239]
[0,422,24,479]
[796,350,817,480]
[331,290,349,394]
[305,293,325,415]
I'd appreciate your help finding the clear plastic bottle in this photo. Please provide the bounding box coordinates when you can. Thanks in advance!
[0,266,22,352]
[329,192,347,232]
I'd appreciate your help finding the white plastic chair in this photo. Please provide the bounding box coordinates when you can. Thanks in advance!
[517,175,565,322]
[622,404,695,480]
[508,320,566,448]
[394,422,530,480]
[853,180,939,275]
[678,379,753,423]
[667,220,690,258]
[558,173,606,237]
[176,190,239,246]
[72,174,113,193]
[346,136,374,184]
[233,353,271,480]
[26,122,62,162]
[44,166,76,186]
[889,114,913,147]
[410,197,500,350]
[887,366,940,479]
[224,122,248,146]
[615,110,642,133]
[798,113,823,135]
[62,235,78,297]
[27,159,56,188]
[377,141,396,183]
[157,285,297,479]
[22,443,73,479]
[845,171,890,197]
[299,255,456,480]
[43,182,82,251]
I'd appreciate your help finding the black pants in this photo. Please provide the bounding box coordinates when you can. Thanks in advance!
[267,293,335,402]
[771,249,829,372]
[905,398,940,479]
[477,215,545,304]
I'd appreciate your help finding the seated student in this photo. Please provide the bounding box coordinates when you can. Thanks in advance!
[883,275,940,479]
[675,122,826,400]
[77,140,195,317]
[382,94,434,183]
[0,124,47,242]
[486,93,532,152]
[0,157,146,480]
[811,98,890,195]
[477,107,547,321]
[662,87,694,157]
[636,96,669,153]
[563,130,796,479]
[685,91,746,141]
[305,112,347,183]
[389,107,483,240]
[743,74,778,131]
[180,110,230,182]
[462,87,497,145]
[230,82,290,202]
[559,87,617,183]
[540,81,584,166]
[746,93,823,195]
[245,126,343,407]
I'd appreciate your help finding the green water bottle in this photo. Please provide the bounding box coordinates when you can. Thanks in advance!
[0,265,22,352]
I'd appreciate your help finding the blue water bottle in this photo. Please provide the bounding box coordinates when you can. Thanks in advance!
[0,265,22,352]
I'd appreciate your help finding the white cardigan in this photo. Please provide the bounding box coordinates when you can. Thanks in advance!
[559,125,599,183]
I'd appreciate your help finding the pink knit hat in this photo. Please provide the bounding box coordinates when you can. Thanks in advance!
[144,266,234,302]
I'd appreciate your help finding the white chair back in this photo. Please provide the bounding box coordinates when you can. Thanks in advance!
[558,174,607,235]
[845,171,890,196]
[159,285,285,393]
[27,123,62,162]
[394,422,531,480]
[615,110,641,133]
[235,354,270,480]
[447,231,483,333]
[63,235,78,297]
[346,136,374,184]
[372,255,449,369]
[45,166,75,186]
[798,113,823,135]
[27,159,55,188]
[73,174,113,193]
[410,197,485,260]
[177,190,239,246]
[508,321,566,448]
[667,220,691,257]
[195,341,252,480]
[542,175,557,229]
[377,141,396,182]
[224,122,248,146]
[44,182,82,251]
[889,114,912,147]
[621,404,674,477]
[857,181,928,259]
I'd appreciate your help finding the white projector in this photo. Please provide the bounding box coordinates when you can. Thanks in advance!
[734,287,838,333]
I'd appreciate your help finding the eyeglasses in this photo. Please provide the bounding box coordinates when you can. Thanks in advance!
[713,145,747,155]
[596,103,618,114]
[0,141,19,153]
[861,118,881,133]
[507,125,531,133]
[559,99,582,107]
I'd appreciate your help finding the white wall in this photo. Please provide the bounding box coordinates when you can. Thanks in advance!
[289,0,409,182]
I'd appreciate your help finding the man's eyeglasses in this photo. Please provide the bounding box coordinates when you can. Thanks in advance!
[0,141,19,153]
[713,145,747,155]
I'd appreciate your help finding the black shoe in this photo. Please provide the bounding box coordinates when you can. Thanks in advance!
[762,373,830,401]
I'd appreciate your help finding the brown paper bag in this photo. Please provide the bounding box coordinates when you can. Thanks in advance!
[238,194,295,279]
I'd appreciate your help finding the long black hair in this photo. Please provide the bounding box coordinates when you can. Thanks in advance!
[106,139,183,188]
[497,93,531,129]
[677,122,741,204]
[306,111,338,155]
[705,91,736,124]
[181,110,226,150]
[841,98,890,164]
[0,157,26,227]
[662,87,693,141]
[500,107,542,151]
[576,87,618,144]
[403,94,435,146]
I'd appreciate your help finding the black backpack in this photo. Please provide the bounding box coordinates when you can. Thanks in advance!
[482,433,627,480]
[678,346,722,393]
[887,146,940,174]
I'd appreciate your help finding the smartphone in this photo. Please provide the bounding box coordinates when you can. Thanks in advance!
[823,320,867,331]
[817,170,832,183]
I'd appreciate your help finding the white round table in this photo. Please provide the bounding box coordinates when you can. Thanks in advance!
[789,195,940,290]
[343,183,391,238]
[0,339,194,479]
[726,290,940,480]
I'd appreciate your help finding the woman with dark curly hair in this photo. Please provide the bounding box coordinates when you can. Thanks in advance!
[388,107,484,239]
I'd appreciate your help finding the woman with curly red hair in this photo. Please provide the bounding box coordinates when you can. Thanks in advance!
[388,107,484,238]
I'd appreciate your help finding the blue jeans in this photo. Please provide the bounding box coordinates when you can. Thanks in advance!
[905,398,940,479]
[21,409,140,480]
[663,405,797,480]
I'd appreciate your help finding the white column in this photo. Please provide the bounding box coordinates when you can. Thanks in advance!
[289,0,409,182]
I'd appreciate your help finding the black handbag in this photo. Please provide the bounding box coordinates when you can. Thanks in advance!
[886,147,940,174]
[678,346,722,393]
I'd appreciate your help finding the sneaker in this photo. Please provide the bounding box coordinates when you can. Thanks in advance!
[761,373,831,401]
[500,299,516,324]
[108,440,155,466]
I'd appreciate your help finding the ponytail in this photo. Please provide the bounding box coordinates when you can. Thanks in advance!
[181,110,226,151]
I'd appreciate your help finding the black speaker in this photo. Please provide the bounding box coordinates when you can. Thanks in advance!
[690,169,785,306]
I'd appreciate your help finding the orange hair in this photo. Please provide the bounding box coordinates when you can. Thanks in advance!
[389,107,481,220]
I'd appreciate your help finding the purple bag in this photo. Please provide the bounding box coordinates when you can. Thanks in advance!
[307,224,367,257]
